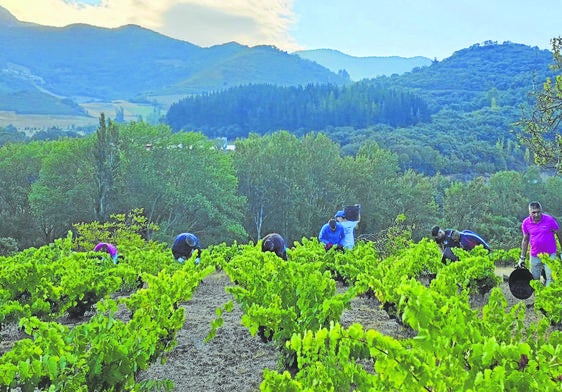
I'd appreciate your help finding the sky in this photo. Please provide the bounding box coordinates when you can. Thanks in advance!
[0,0,560,60]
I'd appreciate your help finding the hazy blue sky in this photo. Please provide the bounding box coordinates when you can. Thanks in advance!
[0,0,560,60]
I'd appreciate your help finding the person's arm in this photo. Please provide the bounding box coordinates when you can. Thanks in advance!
[555,227,562,255]
[318,226,327,244]
[331,228,343,248]
[519,233,530,267]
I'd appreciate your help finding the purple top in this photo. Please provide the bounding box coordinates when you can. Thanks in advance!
[521,213,559,256]
[94,242,118,258]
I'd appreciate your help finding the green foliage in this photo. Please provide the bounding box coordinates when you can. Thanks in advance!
[222,244,355,368]
[117,123,248,244]
[234,131,348,242]
[0,237,18,256]
[531,254,562,324]
[0,224,212,390]
[28,138,97,243]
[367,213,414,258]
[167,82,430,137]
[93,113,120,222]
[73,208,157,252]
[261,240,562,391]
[517,37,562,174]
[1,234,561,390]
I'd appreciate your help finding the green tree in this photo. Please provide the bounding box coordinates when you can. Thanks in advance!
[391,170,439,241]
[442,177,492,235]
[29,138,96,243]
[94,113,120,222]
[234,131,347,243]
[0,142,49,248]
[118,122,247,244]
[517,37,562,173]
[342,141,401,236]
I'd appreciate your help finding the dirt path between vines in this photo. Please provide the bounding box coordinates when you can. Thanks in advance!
[136,270,415,391]
[136,269,536,391]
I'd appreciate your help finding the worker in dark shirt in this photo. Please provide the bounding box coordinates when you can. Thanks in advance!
[432,226,490,263]
[261,233,287,260]
[172,232,202,264]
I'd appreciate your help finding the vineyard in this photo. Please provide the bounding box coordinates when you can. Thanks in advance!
[0,215,561,391]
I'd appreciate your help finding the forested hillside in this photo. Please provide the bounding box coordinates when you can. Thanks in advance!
[0,5,347,113]
[165,42,554,178]
[166,82,431,137]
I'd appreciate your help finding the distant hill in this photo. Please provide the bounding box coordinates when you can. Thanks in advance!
[365,41,554,112]
[0,6,348,116]
[293,49,433,80]
[166,41,554,133]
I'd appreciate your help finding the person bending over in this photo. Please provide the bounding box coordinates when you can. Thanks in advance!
[172,232,202,264]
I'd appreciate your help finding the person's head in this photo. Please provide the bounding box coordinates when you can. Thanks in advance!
[528,201,543,222]
[185,235,196,247]
[328,218,337,231]
[431,226,446,243]
[335,210,346,222]
[263,238,275,251]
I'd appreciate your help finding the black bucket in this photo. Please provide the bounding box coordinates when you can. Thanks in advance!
[343,204,360,221]
[508,267,534,300]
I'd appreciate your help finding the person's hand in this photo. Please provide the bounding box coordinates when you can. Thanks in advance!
[177,257,185,263]
[516,256,525,268]
[195,257,200,264]
[325,243,333,250]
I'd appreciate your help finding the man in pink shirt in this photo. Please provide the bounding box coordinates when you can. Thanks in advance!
[519,201,562,286]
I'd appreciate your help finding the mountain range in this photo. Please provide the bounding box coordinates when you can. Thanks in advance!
[293,49,432,80]
[0,5,432,119]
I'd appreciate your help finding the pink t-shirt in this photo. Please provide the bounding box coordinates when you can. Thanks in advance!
[521,213,559,256]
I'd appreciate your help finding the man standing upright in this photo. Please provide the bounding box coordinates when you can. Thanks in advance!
[519,201,562,286]
[335,209,360,249]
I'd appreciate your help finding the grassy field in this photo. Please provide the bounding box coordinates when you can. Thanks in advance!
[0,98,172,131]
[0,111,98,133]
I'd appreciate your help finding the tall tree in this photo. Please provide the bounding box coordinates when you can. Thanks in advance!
[117,122,247,244]
[29,139,96,243]
[0,142,48,248]
[517,37,562,173]
[94,113,120,222]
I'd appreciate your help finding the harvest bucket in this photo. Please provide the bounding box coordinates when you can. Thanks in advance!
[343,204,360,221]
[508,267,534,299]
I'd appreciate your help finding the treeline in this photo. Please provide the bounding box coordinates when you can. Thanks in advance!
[327,106,529,177]
[1,121,561,253]
[166,82,431,138]
[0,107,530,180]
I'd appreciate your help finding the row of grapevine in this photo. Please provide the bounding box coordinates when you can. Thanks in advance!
[1,223,560,390]
[0,226,214,391]
[212,238,561,390]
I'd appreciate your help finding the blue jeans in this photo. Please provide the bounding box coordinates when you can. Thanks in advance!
[530,253,555,286]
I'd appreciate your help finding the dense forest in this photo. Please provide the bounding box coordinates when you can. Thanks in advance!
[166,83,431,137]
[1,120,562,255]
